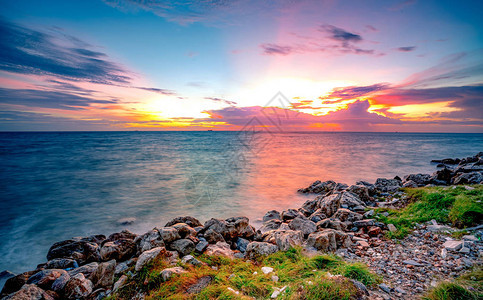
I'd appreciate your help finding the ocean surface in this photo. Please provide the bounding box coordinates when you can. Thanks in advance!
[0,131,482,274]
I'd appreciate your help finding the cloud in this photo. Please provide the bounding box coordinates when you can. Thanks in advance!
[323,83,390,101]
[0,87,118,110]
[396,46,416,52]
[135,87,176,95]
[205,97,237,106]
[320,25,362,43]
[0,18,132,85]
[261,44,294,56]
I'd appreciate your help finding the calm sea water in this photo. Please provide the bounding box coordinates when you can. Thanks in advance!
[0,131,482,273]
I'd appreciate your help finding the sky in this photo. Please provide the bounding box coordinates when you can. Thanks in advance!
[0,0,482,132]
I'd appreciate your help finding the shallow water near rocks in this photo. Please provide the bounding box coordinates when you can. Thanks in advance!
[0,131,482,274]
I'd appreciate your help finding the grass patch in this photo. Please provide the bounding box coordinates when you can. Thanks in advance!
[375,185,483,238]
[108,247,380,299]
[422,282,479,300]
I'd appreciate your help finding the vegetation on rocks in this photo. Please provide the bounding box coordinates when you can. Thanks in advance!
[374,185,483,239]
[109,247,379,299]
[423,267,482,300]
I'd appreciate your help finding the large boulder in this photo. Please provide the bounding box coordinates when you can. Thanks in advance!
[42,258,78,270]
[245,242,278,259]
[339,192,365,211]
[258,219,282,234]
[91,259,116,288]
[172,223,197,239]
[205,242,234,258]
[281,209,304,221]
[301,199,320,215]
[288,217,317,236]
[135,228,165,253]
[2,284,45,300]
[203,217,255,241]
[165,216,202,228]
[46,236,104,263]
[169,239,195,256]
[263,230,303,251]
[347,185,372,204]
[99,239,136,261]
[332,208,363,223]
[64,273,94,299]
[403,174,431,186]
[317,194,341,217]
[355,181,377,196]
[262,210,281,222]
[298,180,336,194]
[159,227,181,243]
[68,262,99,278]
[308,209,327,223]
[306,229,350,251]
[203,228,225,244]
[1,271,39,296]
[105,230,136,242]
[316,218,347,232]
[27,269,67,290]
[431,168,454,185]
[135,247,165,272]
[374,178,401,193]
[452,171,483,185]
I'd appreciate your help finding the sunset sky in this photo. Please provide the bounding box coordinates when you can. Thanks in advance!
[0,0,482,132]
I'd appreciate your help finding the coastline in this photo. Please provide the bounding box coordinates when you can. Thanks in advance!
[1,153,482,299]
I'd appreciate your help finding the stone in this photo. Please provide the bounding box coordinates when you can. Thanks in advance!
[459,247,470,254]
[195,240,209,253]
[27,269,67,290]
[462,235,478,242]
[64,273,94,299]
[170,239,195,256]
[339,192,366,210]
[68,262,99,278]
[105,230,137,242]
[281,209,304,221]
[236,237,250,253]
[350,279,369,296]
[353,219,376,228]
[99,238,136,261]
[288,217,317,235]
[135,247,164,271]
[259,219,282,234]
[205,242,234,258]
[3,284,45,300]
[172,223,197,238]
[402,260,424,267]
[270,286,287,298]
[387,224,397,232]
[271,275,279,282]
[112,275,127,293]
[374,178,401,193]
[363,210,375,218]
[51,271,70,293]
[317,194,341,217]
[368,226,382,237]
[203,228,225,243]
[443,240,463,251]
[159,227,181,243]
[91,259,116,288]
[306,230,337,252]
[0,271,15,293]
[403,174,431,186]
[378,283,392,293]
[332,208,363,222]
[245,242,278,259]
[46,236,103,263]
[402,180,418,188]
[452,171,483,185]
[135,229,164,253]
[186,276,212,294]
[309,209,328,223]
[298,180,336,194]
[160,267,186,281]
[263,210,281,222]
[316,218,347,231]
[42,258,78,270]
[347,185,372,204]
[165,216,202,228]
[261,267,273,274]
[395,287,406,294]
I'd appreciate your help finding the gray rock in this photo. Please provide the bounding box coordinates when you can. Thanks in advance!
[379,283,392,293]
[3,284,45,300]
[135,228,165,253]
[374,178,401,193]
[332,208,363,222]
[165,216,202,228]
[281,209,304,221]
[387,224,397,232]
[64,273,94,299]
[159,227,181,243]
[203,228,225,244]
[68,262,99,278]
[339,192,366,210]
[135,247,165,271]
[112,275,127,293]
[195,240,209,253]
[205,242,234,258]
[27,269,67,290]
[160,267,186,282]
[170,239,195,256]
[288,217,317,235]
[263,210,281,222]
[245,242,278,259]
[347,185,372,204]
[443,240,463,251]
[259,219,282,234]
[317,193,341,217]
[236,238,250,252]
[91,259,116,288]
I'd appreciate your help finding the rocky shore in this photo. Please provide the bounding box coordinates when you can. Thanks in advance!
[1,153,482,300]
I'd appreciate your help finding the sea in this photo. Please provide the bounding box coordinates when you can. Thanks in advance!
[0,131,482,274]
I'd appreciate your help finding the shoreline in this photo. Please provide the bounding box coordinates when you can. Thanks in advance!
[1,153,482,299]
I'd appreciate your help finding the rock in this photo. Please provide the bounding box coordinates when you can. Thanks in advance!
[46,236,103,263]
[443,240,463,251]
[281,209,304,221]
[426,224,453,232]
[316,218,347,231]
[353,219,375,228]
[195,240,209,253]
[205,242,234,258]
[170,239,195,256]
[203,217,255,241]
[135,247,164,271]
[332,208,363,222]
[350,279,369,296]
[135,229,165,253]
[333,182,349,191]
[67,262,99,278]
[261,267,273,274]
[64,273,94,299]
[402,180,418,188]
[42,258,78,270]
[112,275,127,293]
[172,223,197,238]
[181,255,202,266]
[387,224,397,232]
[117,217,136,225]
[203,228,225,244]
[368,226,382,237]
[186,275,212,294]
[165,216,202,228]
[379,283,392,293]
[462,235,478,242]
[363,210,375,218]
[402,260,425,267]
[245,242,278,259]
[99,239,136,261]
[159,227,181,243]
[270,285,287,298]
[236,237,250,252]
[160,267,186,281]
[263,210,281,222]
[452,171,483,185]
[356,181,377,196]
[274,230,303,251]
[90,259,116,288]
[395,287,406,294]
[306,230,336,252]
[403,174,431,186]
[259,219,282,234]
[288,217,317,236]
[374,178,401,193]
[431,168,454,184]
[317,194,341,217]
[271,275,279,282]
[441,248,447,259]
[105,230,137,242]
[460,247,470,254]
[339,192,365,211]
[51,271,70,292]
[27,269,67,290]
[3,284,45,300]
[298,180,336,194]
[0,271,15,292]
[308,209,328,223]
[347,185,372,204]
